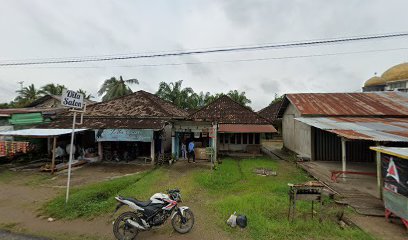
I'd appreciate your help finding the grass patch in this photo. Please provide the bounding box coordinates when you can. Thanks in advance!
[0,222,20,231]
[0,169,17,183]
[43,168,166,219]
[195,158,373,240]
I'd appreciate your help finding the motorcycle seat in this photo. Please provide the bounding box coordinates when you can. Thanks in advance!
[123,197,152,207]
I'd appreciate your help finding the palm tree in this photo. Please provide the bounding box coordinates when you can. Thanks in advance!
[39,83,66,96]
[98,76,139,101]
[227,90,252,107]
[155,80,195,109]
[14,84,41,107]
[189,91,217,110]
[77,89,94,100]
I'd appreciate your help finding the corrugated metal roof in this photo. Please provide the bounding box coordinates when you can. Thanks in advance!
[370,146,408,159]
[286,92,408,116]
[218,124,277,133]
[295,117,408,142]
[0,128,88,137]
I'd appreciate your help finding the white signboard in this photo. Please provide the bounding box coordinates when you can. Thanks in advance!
[61,90,84,109]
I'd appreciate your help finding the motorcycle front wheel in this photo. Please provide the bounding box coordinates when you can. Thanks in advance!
[171,209,195,234]
[113,211,140,240]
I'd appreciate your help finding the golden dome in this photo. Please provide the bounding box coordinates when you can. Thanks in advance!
[364,76,386,87]
[381,62,408,82]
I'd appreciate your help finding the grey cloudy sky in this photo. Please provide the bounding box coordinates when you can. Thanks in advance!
[1,0,408,110]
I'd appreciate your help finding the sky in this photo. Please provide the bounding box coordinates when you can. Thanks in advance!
[1,0,408,110]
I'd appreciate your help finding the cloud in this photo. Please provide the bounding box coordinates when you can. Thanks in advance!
[1,0,408,110]
[260,79,281,95]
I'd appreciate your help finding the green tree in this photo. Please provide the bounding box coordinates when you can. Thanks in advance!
[39,83,66,96]
[0,102,10,109]
[188,91,211,110]
[14,84,41,107]
[270,93,284,105]
[227,90,252,107]
[155,80,195,109]
[98,76,139,101]
[77,89,94,100]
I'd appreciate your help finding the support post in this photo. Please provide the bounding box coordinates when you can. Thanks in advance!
[51,137,57,174]
[213,123,218,163]
[65,111,77,204]
[376,151,383,199]
[150,139,155,164]
[341,138,347,181]
[171,131,176,160]
[47,137,51,154]
[98,141,103,161]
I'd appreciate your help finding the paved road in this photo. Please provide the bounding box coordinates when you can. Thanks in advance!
[0,230,49,240]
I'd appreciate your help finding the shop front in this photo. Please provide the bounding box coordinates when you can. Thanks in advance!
[217,124,275,154]
[95,129,155,162]
[172,121,215,161]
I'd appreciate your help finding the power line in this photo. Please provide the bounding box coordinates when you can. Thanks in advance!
[5,46,408,69]
[1,32,408,67]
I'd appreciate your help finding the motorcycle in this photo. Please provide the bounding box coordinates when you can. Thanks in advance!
[112,189,194,240]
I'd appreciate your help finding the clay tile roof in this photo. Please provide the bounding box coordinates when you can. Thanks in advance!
[43,90,188,129]
[27,95,95,108]
[41,117,166,130]
[189,95,270,124]
[258,100,283,123]
[279,92,408,117]
[70,90,188,118]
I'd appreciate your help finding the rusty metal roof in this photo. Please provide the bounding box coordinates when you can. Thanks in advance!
[218,124,277,133]
[285,92,408,117]
[296,117,408,141]
[189,95,270,124]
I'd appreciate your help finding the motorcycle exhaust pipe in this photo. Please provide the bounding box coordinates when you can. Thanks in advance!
[126,219,146,230]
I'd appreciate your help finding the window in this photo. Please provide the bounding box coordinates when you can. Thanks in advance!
[230,133,236,144]
[243,133,248,144]
[255,133,260,144]
[389,81,406,90]
[249,133,254,144]
[236,133,242,144]
[220,133,224,144]
[225,133,229,144]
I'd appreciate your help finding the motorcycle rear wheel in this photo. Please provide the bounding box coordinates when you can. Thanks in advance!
[113,212,140,240]
[171,209,195,234]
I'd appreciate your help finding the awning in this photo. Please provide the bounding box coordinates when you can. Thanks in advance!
[0,128,88,137]
[295,117,408,142]
[370,146,408,160]
[218,124,277,133]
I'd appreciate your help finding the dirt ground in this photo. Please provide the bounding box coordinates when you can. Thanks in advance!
[347,214,407,240]
[0,161,232,240]
[1,159,407,240]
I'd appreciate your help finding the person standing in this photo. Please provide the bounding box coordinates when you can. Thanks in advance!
[188,140,196,163]
[181,141,187,160]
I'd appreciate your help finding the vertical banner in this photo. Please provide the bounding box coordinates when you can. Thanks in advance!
[382,154,408,197]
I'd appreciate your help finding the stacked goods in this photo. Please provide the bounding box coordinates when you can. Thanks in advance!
[0,141,30,158]
[0,141,6,157]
